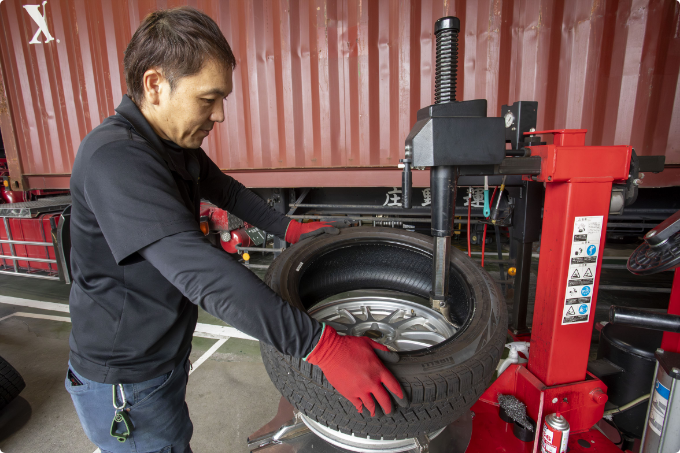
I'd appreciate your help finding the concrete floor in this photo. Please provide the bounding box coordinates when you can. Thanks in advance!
[0,242,673,452]
[0,257,283,453]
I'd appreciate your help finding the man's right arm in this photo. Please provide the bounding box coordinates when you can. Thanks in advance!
[138,229,322,358]
[139,230,407,416]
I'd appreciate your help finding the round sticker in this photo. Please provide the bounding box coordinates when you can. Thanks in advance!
[579,304,589,315]
[587,245,597,256]
[581,286,591,296]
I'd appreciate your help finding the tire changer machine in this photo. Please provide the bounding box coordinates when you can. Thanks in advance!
[247,16,672,453]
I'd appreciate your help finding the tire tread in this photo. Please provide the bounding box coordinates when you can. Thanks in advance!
[0,356,25,411]
[261,228,507,439]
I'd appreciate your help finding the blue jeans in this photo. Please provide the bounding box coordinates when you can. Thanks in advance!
[65,356,193,453]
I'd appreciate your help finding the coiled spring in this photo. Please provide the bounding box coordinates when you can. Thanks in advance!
[434,28,458,104]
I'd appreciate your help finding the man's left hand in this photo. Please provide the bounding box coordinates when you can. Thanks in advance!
[285,219,353,244]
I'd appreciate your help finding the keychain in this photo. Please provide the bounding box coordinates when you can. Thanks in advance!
[110,384,133,442]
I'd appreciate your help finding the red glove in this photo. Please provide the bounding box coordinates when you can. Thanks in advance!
[306,325,407,416]
[285,219,352,244]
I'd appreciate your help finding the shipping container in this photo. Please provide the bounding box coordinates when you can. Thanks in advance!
[0,0,678,190]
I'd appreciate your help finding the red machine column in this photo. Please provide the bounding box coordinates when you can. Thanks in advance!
[526,130,631,386]
[661,269,680,353]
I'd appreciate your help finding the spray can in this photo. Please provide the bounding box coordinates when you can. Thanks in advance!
[541,412,570,453]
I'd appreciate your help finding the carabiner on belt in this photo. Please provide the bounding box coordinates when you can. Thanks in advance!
[110,384,133,442]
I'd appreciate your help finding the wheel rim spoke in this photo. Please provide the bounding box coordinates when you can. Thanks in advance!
[399,330,447,342]
[325,321,351,333]
[382,309,403,324]
[309,294,458,352]
[365,306,376,322]
[337,308,356,324]
[395,338,437,349]
[392,317,425,330]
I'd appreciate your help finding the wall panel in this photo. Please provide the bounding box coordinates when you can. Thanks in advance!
[0,0,677,188]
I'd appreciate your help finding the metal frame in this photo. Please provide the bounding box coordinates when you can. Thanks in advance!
[258,185,515,288]
[0,199,73,282]
[0,217,59,280]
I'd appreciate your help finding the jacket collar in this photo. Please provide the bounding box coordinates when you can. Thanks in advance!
[114,95,195,182]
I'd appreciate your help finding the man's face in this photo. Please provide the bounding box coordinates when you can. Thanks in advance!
[143,60,233,149]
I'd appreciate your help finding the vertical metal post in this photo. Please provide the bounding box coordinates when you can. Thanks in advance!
[272,189,289,254]
[39,217,52,273]
[494,226,506,288]
[430,166,458,317]
[3,218,18,273]
[509,181,543,334]
[23,220,31,273]
[432,237,451,300]
[511,241,533,335]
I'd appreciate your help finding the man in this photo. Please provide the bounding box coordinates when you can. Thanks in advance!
[65,7,404,453]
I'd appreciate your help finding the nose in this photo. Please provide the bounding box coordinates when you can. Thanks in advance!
[210,100,225,123]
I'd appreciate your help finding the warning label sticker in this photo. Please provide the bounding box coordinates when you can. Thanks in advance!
[566,296,591,305]
[649,380,670,436]
[562,216,603,325]
[568,278,595,287]
[571,256,597,264]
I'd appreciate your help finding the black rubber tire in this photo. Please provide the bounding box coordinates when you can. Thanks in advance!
[0,355,25,411]
[261,227,507,439]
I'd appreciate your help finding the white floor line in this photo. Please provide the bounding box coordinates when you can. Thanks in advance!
[192,331,229,340]
[189,338,228,375]
[0,295,69,313]
[11,312,71,322]
[1,312,249,341]
[0,295,257,341]
[0,313,16,322]
[194,323,256,341]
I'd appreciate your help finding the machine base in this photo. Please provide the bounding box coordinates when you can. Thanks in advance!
[467,399,629,453]
[248,397,472,453]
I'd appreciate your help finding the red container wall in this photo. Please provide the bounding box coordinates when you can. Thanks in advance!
[0,214,59,273]
[0,0,678,189]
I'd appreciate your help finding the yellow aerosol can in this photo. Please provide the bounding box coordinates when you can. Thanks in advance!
[541,412,570,453]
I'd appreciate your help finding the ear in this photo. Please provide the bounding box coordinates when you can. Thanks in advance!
[141,68,166,106]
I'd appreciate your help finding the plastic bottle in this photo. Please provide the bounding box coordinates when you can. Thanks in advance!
[497,342,530,376]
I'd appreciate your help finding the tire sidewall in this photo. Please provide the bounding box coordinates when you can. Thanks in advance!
[264,227,505,378]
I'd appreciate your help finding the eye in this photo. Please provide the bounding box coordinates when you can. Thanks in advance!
[202,98,215,104]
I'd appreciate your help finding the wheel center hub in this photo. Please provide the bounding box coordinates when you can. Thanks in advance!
[363,329,384,340]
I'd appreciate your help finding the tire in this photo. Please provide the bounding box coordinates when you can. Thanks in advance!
[0,355,25,410]
[261,227,507,439]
